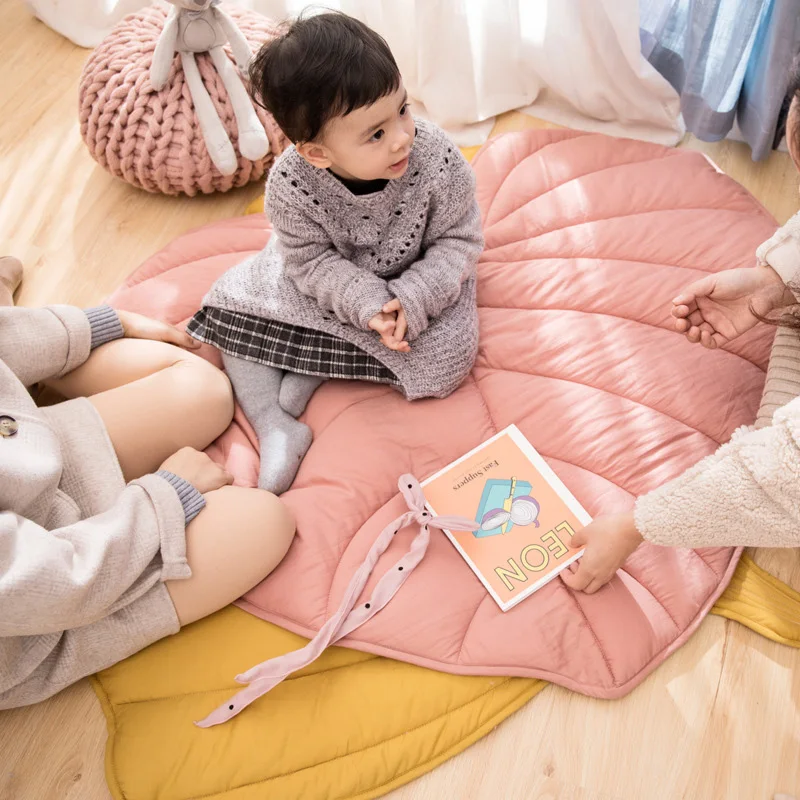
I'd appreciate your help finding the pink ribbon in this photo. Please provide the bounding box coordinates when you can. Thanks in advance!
[195,474,478,728]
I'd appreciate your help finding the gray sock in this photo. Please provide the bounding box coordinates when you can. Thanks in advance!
[222,354,313,494]
[279,373,325,418]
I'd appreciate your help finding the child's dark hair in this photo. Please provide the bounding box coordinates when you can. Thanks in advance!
[249,12,401,143]
[774,53,800,157]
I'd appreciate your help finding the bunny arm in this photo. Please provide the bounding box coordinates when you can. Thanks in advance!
[150,6,180,90]
[209,46,270,161]
[213,6,254,71]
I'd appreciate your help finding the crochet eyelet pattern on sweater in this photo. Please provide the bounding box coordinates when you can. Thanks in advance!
[189,118,485,399]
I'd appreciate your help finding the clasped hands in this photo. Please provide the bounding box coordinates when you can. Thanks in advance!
[368,299,411,352]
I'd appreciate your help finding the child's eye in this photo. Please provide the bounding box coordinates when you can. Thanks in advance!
[370,129,385,142]
[400,104,410,116]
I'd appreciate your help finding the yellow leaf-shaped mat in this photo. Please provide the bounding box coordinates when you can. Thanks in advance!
[92,554,798,800]
[92,606,545,800]
[710,553,800,647]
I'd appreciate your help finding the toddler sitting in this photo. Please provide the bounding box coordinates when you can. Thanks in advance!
[188,12,484,493]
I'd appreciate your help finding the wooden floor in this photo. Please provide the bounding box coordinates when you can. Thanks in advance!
[1,3,799,799]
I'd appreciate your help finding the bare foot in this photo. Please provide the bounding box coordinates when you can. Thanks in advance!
[0,256,23,303]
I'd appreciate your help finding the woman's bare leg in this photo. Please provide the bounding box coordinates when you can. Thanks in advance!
[0,256,22,306]
[166,485,296,626]
[41,320,294,624]
[48,339,234,480]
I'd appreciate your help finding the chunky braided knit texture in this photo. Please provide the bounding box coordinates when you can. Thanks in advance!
[78,6,288,196]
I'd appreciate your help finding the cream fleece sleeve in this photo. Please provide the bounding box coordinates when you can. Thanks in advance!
[635,398,800,549]
[636,214,800,549]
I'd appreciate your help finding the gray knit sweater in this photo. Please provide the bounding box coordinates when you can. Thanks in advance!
[196,118,484,400]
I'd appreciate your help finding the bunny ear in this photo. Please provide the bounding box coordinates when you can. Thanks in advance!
[398,474,425,512]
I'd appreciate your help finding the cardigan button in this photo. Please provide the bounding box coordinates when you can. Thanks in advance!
[0,415,18,437]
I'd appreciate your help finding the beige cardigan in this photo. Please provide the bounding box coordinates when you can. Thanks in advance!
[0,305,192,709]
[635,212,800,550]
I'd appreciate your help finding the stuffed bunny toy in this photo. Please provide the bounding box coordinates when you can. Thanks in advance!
[150,0,270,176]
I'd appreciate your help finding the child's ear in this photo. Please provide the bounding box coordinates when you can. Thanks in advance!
[297,142,333,170]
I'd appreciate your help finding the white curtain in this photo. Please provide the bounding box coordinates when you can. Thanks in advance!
[25,0,684,146]
[23,0,148,48]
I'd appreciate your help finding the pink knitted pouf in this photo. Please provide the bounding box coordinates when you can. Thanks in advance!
[78,6,289,196]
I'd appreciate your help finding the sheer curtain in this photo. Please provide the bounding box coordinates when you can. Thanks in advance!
[640,0,800,159]
[23,0,147,47]
[240,0,684,145]
[24,0,683,146]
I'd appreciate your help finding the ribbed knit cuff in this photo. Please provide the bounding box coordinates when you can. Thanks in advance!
[84,305,124,349]
[155,470,206,525]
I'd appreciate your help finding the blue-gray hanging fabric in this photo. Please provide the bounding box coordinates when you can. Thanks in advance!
[640,0,800,160]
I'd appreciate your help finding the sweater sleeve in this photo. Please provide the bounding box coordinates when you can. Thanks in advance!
[0,304,124,387]
[634,397,800,549]
[0,305,92,387]
[756,209,800,296]
[752,212,800,427]
[268,204,393,331]
[0,473,192,637]
[155,470,206,524]
[388,151,484,340]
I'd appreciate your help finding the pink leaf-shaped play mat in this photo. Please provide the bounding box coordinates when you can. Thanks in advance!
[109,130,777,698]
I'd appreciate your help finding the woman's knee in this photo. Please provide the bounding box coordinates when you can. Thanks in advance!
[167,486,295,627]
[170,355,235,441]
[223,485,296,565]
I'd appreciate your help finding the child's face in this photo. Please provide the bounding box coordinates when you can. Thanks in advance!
[298,84,416,182]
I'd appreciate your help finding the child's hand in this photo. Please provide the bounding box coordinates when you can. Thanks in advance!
[369,305,411,353]
[560,512,643,594]
[369,311,396,338]
[382,299,411,353]
[368,310,406,352]
[672,267,794,348]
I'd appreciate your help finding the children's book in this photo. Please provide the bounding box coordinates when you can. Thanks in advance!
[422,425,591,612]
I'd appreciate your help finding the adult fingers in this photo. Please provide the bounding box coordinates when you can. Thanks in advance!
[160,323,201,350]
[560,564,593,591]
[673,274,717,306]
[685,325,702,344]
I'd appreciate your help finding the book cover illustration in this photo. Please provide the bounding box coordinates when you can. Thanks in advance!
[475,478,537,537]
[422,425,591,611]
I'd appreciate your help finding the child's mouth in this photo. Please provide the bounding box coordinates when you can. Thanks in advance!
[389,156,409,172]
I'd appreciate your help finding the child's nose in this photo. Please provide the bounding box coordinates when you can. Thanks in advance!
[392,131,411,152]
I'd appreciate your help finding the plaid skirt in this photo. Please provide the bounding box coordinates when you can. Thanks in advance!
[187,307,399,385]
